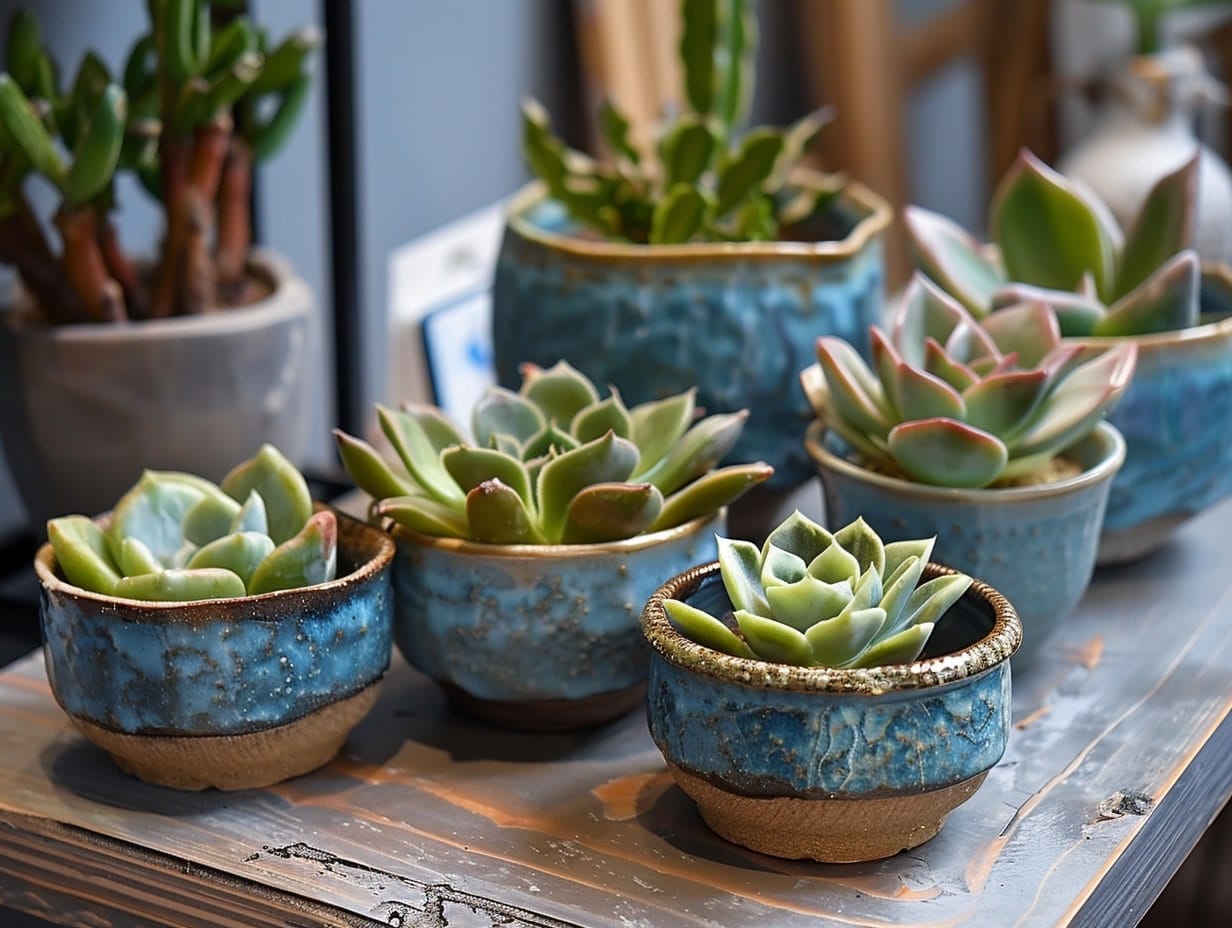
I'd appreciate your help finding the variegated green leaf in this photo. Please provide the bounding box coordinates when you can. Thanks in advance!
[231,490,268,535]
[849,623,933,668]
[761,544,807,588]
[807,542,860,587]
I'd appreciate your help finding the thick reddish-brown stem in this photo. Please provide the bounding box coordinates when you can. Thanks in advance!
[97,212,145,319]
[179,117,233,314]
[216,136,253,298]
[149,135,189,318]
[55,207,127,323]
[0,196,80,323]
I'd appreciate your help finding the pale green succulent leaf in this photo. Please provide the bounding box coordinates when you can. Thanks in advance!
[717,536,769,614]
[990,283,1106,338]
[811,339,892,440]
[883,538,935,583]
[650,462,771,532]
[187,531,276,589]
[894,573,973,634]
[847,564,884,612]
[247,510,338,595]
[442,445,534,510]
[231,490,268,535]
[665,598,755,658]
[519,360,600,426]
[761,544,808,588]
[376,494,469,539]
[119,537,161,577]
[734,609,814,666]
[834,516,886,578]
[848,623,933,668]
[904,206,1005,315]
[887,419,1009,488]
[401,403,469,452]
[660,117,719,188]
[1115,154,1197,300]
[181,491,242,547]
[765,575,853,630]
[979,300,1062,368]
[537,431,640,543]
[807,542,860,586]
[634,410,748,496]
[464,479,545,545]
[48,516,121,595]
[892,274,978,367]
[220,444,314,545]
[471,387,545,449]
[108,470,213,567]
[807,606,887,667]
[560,482,663,544]
[962,369,1048,439]
[332,429,419,501]
[715,128,783,217]
[892,361,967,423]
[878,555,927,630]
[922,338,979,392]
[523,422,581,460]
[114,567,247,603]
[762,509,834,565]
[629,389,696,473]
[571,392,633,444]
[378,405,466,508]
[1095,250,1200,336]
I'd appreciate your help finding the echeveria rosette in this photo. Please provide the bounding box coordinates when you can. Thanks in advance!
[335,360,773,545]
[800,275,1139,488]
[46,444,337,602]
[664,512,972,668]
[906,149,1202,337]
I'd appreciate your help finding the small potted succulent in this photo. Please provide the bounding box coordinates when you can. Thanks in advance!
[802,275,1134,663]
[335,361,772,730]
[492,0,891,489]
[642,511,1022,863]
[906,150,1232,562]
[0,3,320,523]
[35,445,394,790]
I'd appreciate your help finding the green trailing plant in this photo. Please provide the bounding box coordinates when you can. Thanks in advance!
[521,0,839,245]
[1093,0,1232,55]
[335,361,773,545]
[801,274,1138,489]
[665,511,971,668]
[906,149,1204,337]
[47,444,336,601]
[0,2,319,324]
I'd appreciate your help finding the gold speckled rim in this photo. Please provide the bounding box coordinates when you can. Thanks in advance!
[642,561,1022,694]
[504,171,893,264]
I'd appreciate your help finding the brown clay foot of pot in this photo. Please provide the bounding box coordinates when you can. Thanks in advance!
[72,681,382,791]
[442,682,647,732]
[669,763,988,863]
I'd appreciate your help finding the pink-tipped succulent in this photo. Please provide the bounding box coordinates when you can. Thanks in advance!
[801,276,1138,489]
[905,149,1201,337]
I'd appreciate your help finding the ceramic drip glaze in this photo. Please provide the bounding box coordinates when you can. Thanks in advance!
[36,512,394,737]
[490,177,890,488]
[391,513,722,706]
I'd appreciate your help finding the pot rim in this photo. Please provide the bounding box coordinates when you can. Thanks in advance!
[388,508,723,559]
[803,419,1126,503]
[34,506,395,616]
[503,169,892,264]
[642,561,1021,694]
[2,248,311,341]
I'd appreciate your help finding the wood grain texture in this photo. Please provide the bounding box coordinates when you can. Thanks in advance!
[3,498,1232,927]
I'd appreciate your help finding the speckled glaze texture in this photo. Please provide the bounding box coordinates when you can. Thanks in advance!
[490,177,891,489]
[392,513,722,708]
[1075,313,1232,563]
[36,512,394,737]
[807,421,1124,665]
[642,562,1020,860]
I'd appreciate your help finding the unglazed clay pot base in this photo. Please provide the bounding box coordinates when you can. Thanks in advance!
[669,763,987,863]
[71,682,381,791]
[442,682,647,732]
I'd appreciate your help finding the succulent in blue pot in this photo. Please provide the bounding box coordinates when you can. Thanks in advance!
[335,361,771,730]
[35,445,394,790]
[642,509,1021,862]
[802,277,1130,664]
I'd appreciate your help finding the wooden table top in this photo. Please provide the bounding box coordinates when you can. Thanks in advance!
[2,499,1232,928]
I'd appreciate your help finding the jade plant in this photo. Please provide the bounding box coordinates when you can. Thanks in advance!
[335,361,773,545]
[521,0,838,244]
[47,444,335,601]
[906,149,1203,337]
[665,511,971,668]
[0,2,318,324]
[801,274,1139,488]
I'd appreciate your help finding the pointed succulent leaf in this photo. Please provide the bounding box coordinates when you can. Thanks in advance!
[807,606,887,667]
[869,328,904,413]
[560,482,663,544]
[522,422,581,460]
[187,531,276,589]
[771,105,834,187]
[633,410,748,496]
[519,361,600,426]
[181,491,242,547]
[763,510,834,565]
[833,517,886,579]
[923,338,978,392]
[598,98,639,164]
[114,568,247,603]
[680,0,719,116]
[629,390,696,472]
[892,362,967,423]
[465,478,545,545]
[650,182,711,245]
[847,564,884,613]
[887,419,1009,488]
[247,510,338,595]
[378,405,466,507]
[766,575,853,631]
[442,446,534,510]
[883,538,934,582]
[1096,250,1200,336]
[333,429,419,501]
[377,494,469,539]
[718,537,769,614]
[979,300,1062,368]
[231,490,268,536]
[849,623,933,668]
[892,274,975,367]
[664,599,755,658]
[903,206,1005,315]
[48,516,121,595]
[400,403,469,452]
[894,573,973,635]
[811,339,891,439]
[650,462,772,532]
[220,444,314,545]
[878,555,927,631]
[571,392,632,444]
[1115,154,1198,300]
[119,537,161,577]
[536,431,639,543]
[807,543,860,586]
[990,150,1119,300]
[471,387,544,449]
[109,470,215,567]
[0,74,66,188]
[761,544,808,588]
[660,116,720,188]
[990,283,1106,338]
[962,369,1048,438]
[734,609,814,666]
[715,128,784,217]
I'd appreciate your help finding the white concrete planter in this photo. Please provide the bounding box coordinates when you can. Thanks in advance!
[0,250,314,523]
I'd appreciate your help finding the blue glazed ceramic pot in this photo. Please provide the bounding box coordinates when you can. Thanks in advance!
[642,562,1020,862]
[490,175,891,489]
[391,512,722,731]
[806,421,1124,667]
[35,511,395,790]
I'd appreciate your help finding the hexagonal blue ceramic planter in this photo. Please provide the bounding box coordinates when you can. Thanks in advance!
[491,175,891,489]
[36,511,395,790]
[642,561,1021,862]
[391,512,722,731]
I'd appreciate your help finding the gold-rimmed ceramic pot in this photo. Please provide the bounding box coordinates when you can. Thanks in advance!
[642,560,1021,863]
[490,173,891,489]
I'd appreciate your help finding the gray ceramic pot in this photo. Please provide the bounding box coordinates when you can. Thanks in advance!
[390,512,722,731]
[36,511,394,791]
[0,250,314,524]
[491,174,891,488]
[642,561,1021,863]
[806,420,1125,666]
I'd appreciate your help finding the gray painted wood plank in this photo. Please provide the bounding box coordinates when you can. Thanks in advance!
[1,499,1232,927]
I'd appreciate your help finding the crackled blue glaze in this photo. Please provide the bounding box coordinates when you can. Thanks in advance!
[810,422,1124,665]
[38,517,394,736]
[491,182,890,488]
[392,514,721,704]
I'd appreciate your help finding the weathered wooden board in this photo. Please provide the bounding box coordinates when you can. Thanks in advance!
[2,498,1232,927]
